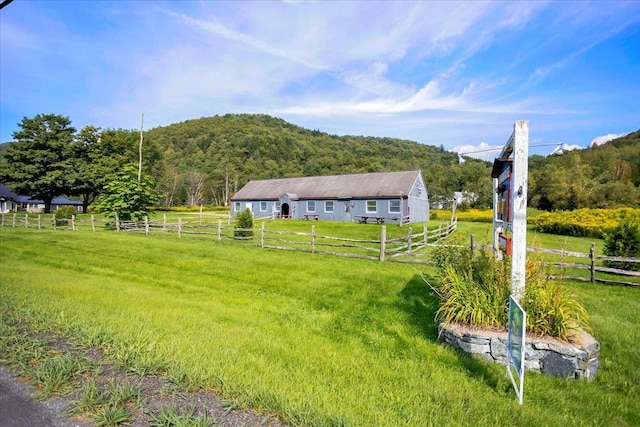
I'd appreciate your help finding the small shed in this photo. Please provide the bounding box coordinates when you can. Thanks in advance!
[230,170,429,224]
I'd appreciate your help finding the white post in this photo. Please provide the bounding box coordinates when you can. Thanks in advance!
[91,215,96,232]
[510,121,529,302]
[217,219,222,242]
[178,218,182,238]
[72,215,76,231]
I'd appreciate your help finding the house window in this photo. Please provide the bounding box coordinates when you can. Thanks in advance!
[325,201,334,213]
[389,200,400,213]
[260,201,267,212]
[366,200,377,213]
[307,201,316,212]
[274,201,281,212]
[234,202,241,212]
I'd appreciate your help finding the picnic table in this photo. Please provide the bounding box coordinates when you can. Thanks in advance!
[355,215,392,224]
[302,214,320,220]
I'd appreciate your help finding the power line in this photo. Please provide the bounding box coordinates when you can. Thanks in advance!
[458,142,563,156]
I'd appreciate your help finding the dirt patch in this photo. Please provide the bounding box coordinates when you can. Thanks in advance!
[0,326,284,427]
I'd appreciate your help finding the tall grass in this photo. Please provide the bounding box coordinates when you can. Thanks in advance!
[1,227,639,426]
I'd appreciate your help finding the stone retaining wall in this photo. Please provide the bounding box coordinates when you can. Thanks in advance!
[438,323,600,380]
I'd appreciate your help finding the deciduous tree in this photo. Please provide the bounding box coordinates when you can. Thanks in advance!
[0,114,75,213]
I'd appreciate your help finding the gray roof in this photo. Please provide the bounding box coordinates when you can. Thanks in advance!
[231,170,422,201]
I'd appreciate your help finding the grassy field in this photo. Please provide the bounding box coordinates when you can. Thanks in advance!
[1,225,639,426]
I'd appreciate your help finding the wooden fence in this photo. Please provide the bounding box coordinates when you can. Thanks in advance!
[2,212,638,286]
[471,239,640,288]
[0,212,456,263]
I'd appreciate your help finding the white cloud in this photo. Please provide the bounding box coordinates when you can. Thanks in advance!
[549,143,582,155]
[589,133,629,147]
[453,142,503,161]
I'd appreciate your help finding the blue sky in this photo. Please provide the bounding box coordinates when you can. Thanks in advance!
[1,1,639,159]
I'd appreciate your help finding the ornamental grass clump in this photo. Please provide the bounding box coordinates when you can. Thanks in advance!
[428,242,590,341]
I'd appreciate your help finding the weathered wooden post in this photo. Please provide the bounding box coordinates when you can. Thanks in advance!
[12,213,17,227]
[1,213,4,227]
[407,227,413,254]
[437,224,442,242]
[423,225,428,247]
[24,213,28,228]
[144,216,150,235]
[72,215,76,231]
[217,219,222,242]
[163,213,167,231]
[178,218,182,238]
[470,234,475,258]
[115,211,120,232]
[37,215,42,229]
[590,243,596,284]
[199,205,203,226]
[379,226,387,262]
[91,215,96,232]
[311,224,316,254]
[261,222,265,248]
[52,214,56,230]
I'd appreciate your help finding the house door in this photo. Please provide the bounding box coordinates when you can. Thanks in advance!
[281,203,290,218]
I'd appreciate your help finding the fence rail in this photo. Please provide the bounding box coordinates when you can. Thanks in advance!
[2,212,638,286]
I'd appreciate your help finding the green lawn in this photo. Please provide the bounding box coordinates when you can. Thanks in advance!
[1,226,638,426]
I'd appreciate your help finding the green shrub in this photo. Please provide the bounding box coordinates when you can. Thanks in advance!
[603,218,640,272]
[54,206,77,226]
[428,246,590,341]
[234,208,254,239]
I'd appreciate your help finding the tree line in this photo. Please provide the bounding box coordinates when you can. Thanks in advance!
[1,113,638,216]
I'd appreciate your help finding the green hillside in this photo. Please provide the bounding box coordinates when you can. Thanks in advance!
[145,114,491,207]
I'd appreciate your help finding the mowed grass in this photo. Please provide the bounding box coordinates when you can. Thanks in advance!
[1,226,639,426]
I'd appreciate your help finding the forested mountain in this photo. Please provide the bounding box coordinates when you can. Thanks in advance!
[1,113,638,210]
[528,130,640,210]
[145,114,493,208]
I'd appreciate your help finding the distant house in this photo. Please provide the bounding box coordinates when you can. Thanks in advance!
[0,184,83,214]
[230,170,429,224]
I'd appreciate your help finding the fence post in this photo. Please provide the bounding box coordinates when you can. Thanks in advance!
[115,211,120,232]
[407,227,413,254]
[72,215,76,231]
[380,226,387,262]
[590,243,596,284]
[52,214,56,230]
[199,205,203,226]
[438,224,442,242]
[91,215,96,232]
[261,222,265,248]
[145,216,150,235]
[311,224,316,254]
[12,213,16,227]
[1,213,4,227]
[24,213,28,228]
[178,218,182,238]
[38,215,42,229]
[470,234,475,258]
[217,219,222,242]
[163,213,167,231]
[423,225,428,246]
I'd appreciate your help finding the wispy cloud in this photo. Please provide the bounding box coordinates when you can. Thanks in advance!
[1,0,638,156]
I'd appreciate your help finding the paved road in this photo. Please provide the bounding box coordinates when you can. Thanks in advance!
[0,366,75,427]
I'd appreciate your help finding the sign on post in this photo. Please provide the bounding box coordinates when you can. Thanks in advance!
[492,120,529,404]
[507,296,526,405]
